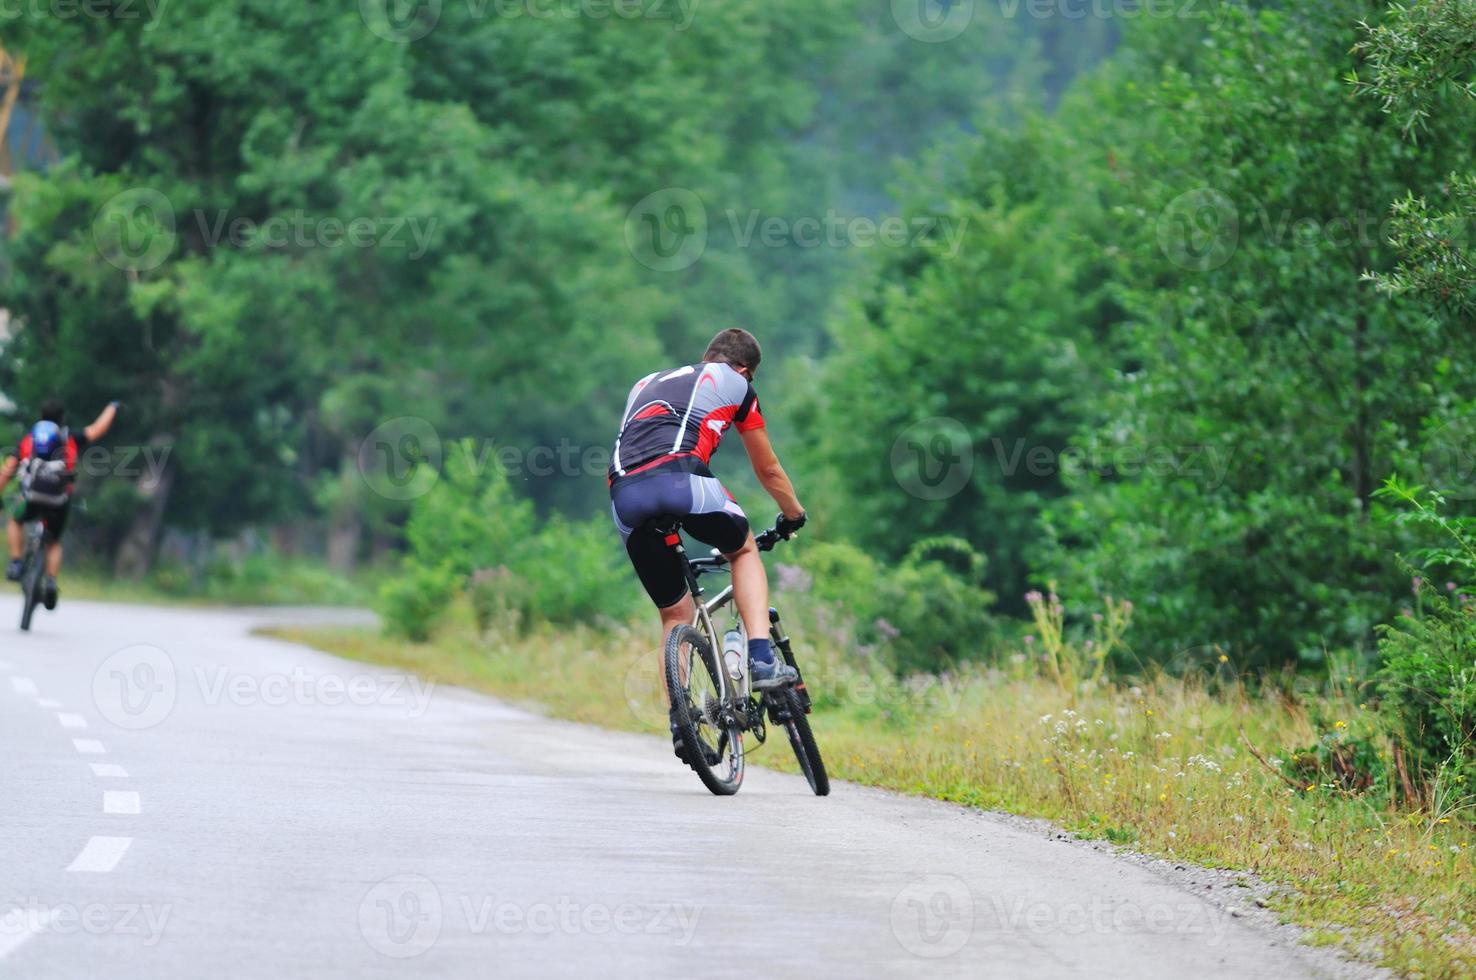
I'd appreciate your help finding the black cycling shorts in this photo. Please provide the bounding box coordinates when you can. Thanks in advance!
[610,467,751,608]
[11,499,71,540]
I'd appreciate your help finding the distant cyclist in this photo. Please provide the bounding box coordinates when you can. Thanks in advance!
[609,328,807,689]
[0,398,120,608]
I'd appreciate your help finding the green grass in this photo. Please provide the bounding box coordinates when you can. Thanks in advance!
[65,556,380,608]
[276,599,1476,979]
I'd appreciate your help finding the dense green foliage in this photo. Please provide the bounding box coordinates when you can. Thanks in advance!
[808,4,1476,672]
[2,0,1473,800]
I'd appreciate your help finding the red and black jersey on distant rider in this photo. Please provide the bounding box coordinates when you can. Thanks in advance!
[608,362,765,485]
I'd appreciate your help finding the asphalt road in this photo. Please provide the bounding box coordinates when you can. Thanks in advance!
[0,600,1369,978]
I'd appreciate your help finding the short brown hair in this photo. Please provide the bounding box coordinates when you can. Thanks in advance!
[702,328,762,372]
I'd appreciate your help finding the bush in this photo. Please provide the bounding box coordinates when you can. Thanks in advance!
[380,563,460,642]
[1374,478,1476,804]
[1376,591,1476,804]
[786,536,996,675]
[380,440,640,638]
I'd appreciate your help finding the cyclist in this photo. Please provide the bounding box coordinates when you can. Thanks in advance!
[609,328,807,690]
[0,398,120,608]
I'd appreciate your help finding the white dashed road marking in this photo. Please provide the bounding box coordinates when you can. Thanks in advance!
[90,764,129,778]
[57,713,88,729]
[66,836,133,873]
[72,739,106,755]
[0,907,57,962]
[36,698,60,708]
[103,791,141,815]
[9,677,38,697]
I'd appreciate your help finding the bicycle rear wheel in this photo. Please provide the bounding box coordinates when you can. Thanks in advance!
[770,688,830,796]
[664,624,744,796]
[19,556,40,632]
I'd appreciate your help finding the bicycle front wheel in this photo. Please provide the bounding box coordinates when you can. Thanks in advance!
[771,688,830,796]
[664,624,744,796]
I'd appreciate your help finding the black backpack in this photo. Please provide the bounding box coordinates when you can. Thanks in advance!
[19,427,73,507]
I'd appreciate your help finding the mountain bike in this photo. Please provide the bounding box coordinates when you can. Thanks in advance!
[658,521,829,797]
[17,518,50,632]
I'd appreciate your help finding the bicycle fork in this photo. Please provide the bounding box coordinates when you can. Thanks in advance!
[768,607,812,713]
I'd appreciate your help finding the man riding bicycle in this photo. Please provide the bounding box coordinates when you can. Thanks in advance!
[0,398,119,609]
[609,328,807,690]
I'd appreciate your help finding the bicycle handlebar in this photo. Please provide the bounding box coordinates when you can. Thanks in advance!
[689,524,792,577]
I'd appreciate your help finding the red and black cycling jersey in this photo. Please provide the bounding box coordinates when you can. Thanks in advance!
[609,362,765,485]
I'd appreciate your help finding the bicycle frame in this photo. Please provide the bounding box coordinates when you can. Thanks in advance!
[668,532,804,709]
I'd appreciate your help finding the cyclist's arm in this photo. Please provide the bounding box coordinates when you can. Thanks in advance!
[83,402,119,443]
[0,454,16,494]
[739,427,804,520]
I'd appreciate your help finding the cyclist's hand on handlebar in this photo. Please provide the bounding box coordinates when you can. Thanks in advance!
[775,511,807,539]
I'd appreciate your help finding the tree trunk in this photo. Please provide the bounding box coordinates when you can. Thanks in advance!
[326,448,362,571]
[113,437,176,579]
[327,515,360,571]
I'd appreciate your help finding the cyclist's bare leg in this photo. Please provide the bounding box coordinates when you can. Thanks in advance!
[722,532,768,640]
[6,519,21,560]
[45,541,62,577]
[659,594,695,640]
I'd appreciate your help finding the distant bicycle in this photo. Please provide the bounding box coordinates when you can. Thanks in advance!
[658,521,829,797]
[16,516,51,631]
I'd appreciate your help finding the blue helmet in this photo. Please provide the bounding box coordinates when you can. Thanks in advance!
[30,421,61,458]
